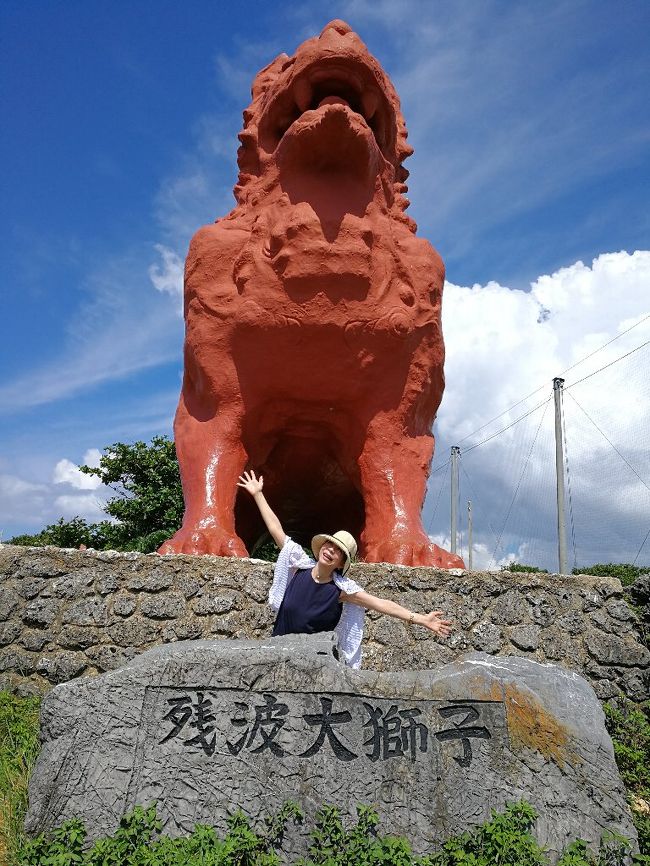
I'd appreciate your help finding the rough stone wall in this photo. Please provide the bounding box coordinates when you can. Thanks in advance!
[0,544,648,701]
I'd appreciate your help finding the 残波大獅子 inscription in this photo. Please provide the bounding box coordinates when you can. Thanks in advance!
[154,688,498,769]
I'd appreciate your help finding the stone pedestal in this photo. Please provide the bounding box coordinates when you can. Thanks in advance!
[26,634,636,859]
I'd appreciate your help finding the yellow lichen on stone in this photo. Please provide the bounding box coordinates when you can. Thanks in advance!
[465,676,579,769]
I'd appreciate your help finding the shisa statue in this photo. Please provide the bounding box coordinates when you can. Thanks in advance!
[161,21,463,569]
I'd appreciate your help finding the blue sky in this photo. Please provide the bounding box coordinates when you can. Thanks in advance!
[1,0,649,569]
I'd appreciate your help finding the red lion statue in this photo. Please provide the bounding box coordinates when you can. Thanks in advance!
[160,20,464,569]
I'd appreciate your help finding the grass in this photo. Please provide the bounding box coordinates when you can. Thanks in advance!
[0,692,40,866]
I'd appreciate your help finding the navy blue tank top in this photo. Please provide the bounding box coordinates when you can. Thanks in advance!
[272,568,342,636]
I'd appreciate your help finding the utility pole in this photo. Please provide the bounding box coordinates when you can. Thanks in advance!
[467,500,473,570]
[553,378,568,574]
[450,446,460,555]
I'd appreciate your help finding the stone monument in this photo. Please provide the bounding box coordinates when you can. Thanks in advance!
[26,635,636,859]
[159,20,463,569]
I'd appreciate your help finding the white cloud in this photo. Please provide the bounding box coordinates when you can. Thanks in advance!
[154,169,215,243]
[1,447,112,539]
[440,251,650,435]
[0,474,49,532]
[53,448,103,490]
[0,474,47,499]
[429,533,534,572]
[83,448,102,468]
[148,244,184,304]
[428,250,650,570]
[53,493,106,521]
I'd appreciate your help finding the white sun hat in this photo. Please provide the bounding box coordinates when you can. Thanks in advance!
[311,530,358,575]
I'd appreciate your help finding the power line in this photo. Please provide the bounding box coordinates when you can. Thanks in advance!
[463,395,551,455]
[566,392,650,493]
[460,461,500,553]
[430,336,649,471]
[562,313,650,377]
[455,384,547,447]
[453,314,650,448]
[565,339,650,390]
[490,395,551,567]
[633,525,650,566]
[426,460,449,535]
[429,456,451,476]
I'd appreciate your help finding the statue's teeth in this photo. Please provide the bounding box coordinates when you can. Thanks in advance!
[294,78,312,112]
[361,89,379,120]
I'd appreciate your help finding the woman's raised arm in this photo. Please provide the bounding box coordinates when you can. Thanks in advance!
[237,470,286,548]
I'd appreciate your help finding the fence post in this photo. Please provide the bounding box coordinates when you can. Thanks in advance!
[553,378,568,574]
[467,500,473,570]
[450,446,460,555]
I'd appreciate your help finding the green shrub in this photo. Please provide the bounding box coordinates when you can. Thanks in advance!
[426,801,546,865]
[604,701,650,795]
[633,811,650,860]
[572,563,646,587]
[500,562,549,573]
[604,699,650,857]
[16,800,642,866]
[0,692,41,866]
[20,803,302,866]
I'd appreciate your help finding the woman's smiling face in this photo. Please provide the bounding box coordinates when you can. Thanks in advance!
[319,540,345,569]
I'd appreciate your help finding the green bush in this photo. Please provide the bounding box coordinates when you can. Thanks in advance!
[427,801,547,865]
[8,436,184,555]
[19,803,302,866]
[16,800,642,866]
[604,701,650,793]
[572,563,646,587]
[604,699,650,856]
[500,562,549,573]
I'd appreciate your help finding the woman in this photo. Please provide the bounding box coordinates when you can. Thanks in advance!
[238,470,452,668]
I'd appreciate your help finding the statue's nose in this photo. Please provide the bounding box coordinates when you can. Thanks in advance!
[318,20,366,52]
[319,19,353,38]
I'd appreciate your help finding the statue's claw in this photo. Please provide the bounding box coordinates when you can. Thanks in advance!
[363,536,465,569]
[158,526,248,558]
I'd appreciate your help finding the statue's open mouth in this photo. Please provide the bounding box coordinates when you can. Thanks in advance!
[258,58,394,158]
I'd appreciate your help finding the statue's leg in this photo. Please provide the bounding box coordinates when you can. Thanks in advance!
[358,423,464,568]
[158,391,248,557]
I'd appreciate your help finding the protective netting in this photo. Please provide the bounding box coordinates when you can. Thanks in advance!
[425,340,650,572]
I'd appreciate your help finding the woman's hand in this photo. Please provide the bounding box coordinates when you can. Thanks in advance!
[237,469,264,497]
[418,610,452,638]
[237,471,286,547]
[342,591,453,640]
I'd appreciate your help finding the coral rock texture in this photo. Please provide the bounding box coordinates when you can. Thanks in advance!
[160,20,463,568]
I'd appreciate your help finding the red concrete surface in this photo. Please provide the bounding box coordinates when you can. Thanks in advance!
[160,20,464,569]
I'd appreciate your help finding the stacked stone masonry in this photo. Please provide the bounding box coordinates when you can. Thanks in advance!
[0,544,648,700]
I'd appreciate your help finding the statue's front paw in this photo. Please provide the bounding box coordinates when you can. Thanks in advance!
[363,537,465,570]
[158,525,248,557]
